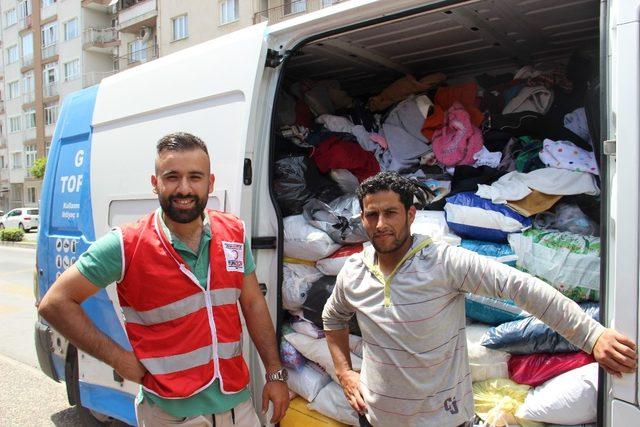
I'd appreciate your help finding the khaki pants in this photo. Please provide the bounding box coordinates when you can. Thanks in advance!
[136,397,261,427]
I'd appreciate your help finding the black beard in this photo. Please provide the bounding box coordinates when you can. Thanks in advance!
[159,194,207,223]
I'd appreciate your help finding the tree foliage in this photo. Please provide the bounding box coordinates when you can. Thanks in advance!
[30,157,46,179]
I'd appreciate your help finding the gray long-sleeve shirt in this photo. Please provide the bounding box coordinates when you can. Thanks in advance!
[322,234,605,427]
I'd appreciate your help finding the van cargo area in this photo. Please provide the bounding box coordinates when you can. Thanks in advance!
[272,0,603,425]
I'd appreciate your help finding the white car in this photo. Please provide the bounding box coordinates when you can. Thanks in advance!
[0,207,39,232]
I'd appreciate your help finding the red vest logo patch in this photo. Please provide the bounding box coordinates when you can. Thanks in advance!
[222,241,244,272]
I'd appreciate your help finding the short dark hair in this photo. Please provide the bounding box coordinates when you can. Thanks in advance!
[156,132,209,157]
[356,171,417,211]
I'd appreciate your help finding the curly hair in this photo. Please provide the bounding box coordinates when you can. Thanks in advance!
[356,171,418,211]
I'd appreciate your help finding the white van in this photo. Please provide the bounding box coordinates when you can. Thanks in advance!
[34,0,639,425]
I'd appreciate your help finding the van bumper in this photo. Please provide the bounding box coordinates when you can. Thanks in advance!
[34,320,60,382]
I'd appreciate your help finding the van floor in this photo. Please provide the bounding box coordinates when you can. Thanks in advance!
[274,0,602,425]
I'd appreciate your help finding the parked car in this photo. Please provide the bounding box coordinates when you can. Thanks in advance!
[0,207,39,232]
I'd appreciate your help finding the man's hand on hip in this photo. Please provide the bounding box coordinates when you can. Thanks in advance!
[593,328,637,377]
[113,350,147,384]
[338,369,367,414]
[261,381,289,423]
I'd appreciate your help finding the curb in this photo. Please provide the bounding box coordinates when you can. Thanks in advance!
[0,241,37,249]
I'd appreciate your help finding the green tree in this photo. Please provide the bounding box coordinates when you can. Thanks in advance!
[30,157,46,179]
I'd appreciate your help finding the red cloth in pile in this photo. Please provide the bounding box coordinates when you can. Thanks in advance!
[421,81,485,139]
[508,352,595,387]
[311,135,380,182]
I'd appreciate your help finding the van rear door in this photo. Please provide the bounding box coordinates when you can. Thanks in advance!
[607,0,640,424]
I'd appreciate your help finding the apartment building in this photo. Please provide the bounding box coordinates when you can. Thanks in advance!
[0,0,350,212]
[0,0,115,212]
[119,0,346,61]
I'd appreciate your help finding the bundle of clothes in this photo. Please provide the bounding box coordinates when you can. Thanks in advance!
[275,54,601,427]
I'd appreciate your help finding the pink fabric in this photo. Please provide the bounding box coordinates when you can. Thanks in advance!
[431,102,484,166]
[369,133,389,150]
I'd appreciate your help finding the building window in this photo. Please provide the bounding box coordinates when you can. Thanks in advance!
[23,71,34,95]
[7,45,18,64]
[5,9,17,28]
[11,152,23,169]
[45,142,51,157]
[27,187,36,203]
[25,144,36,170]
[220,0,239,25]
[0,156,5,169]
[322,0,335,6]
[172,15,188,41]
[64,59,80,82]
[21,33,34,64]
[17,1,32,20]
[42,22,58,47]
[284,0,306,15]
[43,63,57,86]
[9,116,22,133]
[128,40,147,63]
[8,81,21,99]
[42,0,57,7]
[24,109,36,129]
[44,104,58,126]
[64,18,78,41]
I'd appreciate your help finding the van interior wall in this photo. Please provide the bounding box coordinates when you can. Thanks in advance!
[274,0,603,426]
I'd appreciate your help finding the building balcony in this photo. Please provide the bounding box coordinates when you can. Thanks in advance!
[83,70,117,88]
[254,0,348,24]
[18,15,33,31]
[82,0,114,7]
[117,0,157,34]
[83,27,121,53]
[42,44,58,60]
[22,92,35,106]
[0,168,10,183]
[116,43,158,70]
[21,54,34,69]
[43,84,58,99]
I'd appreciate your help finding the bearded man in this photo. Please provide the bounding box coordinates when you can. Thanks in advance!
[39,132,289,426]
[323,171,636,427]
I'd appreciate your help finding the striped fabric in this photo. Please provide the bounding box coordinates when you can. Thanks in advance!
[323,234,604,426]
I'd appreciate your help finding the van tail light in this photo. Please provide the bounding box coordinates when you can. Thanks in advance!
[24,216,31,220]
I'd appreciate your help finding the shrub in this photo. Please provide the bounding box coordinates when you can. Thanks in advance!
[0,228,24,242]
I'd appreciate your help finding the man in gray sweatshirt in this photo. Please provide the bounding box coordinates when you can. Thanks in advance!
[322,171,636,427]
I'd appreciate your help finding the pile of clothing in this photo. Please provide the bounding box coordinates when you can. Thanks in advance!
[274,58,601,426]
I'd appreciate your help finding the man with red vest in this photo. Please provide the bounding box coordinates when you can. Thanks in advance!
[39,132,289,426]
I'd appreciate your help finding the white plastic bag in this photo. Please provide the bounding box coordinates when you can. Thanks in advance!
[284,332,362,383]
[282,263,324,311]
[316,244,363,276]
[287,361,332,402]
[411,210,462,246]
[516,363,598,424]
[308,381,360,426]
[284,215,341,261]
[466,323,510,382]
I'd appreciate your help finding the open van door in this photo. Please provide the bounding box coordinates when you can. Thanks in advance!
[37,23,270,425]
[606,0,640,425]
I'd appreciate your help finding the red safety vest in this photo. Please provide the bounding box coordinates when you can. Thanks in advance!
[117,209,250,398]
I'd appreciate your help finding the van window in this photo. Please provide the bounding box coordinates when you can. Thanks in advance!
[27,209,38,215]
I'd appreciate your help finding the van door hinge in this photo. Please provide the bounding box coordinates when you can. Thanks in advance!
[265,49,292,68]
[603,139,616,156]
[243,158,252,185]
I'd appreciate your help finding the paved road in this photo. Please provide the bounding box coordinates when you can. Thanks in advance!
[0,246,82,425]
[0,246,38,367]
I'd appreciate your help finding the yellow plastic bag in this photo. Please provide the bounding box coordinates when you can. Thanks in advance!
[473,378,543,427]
